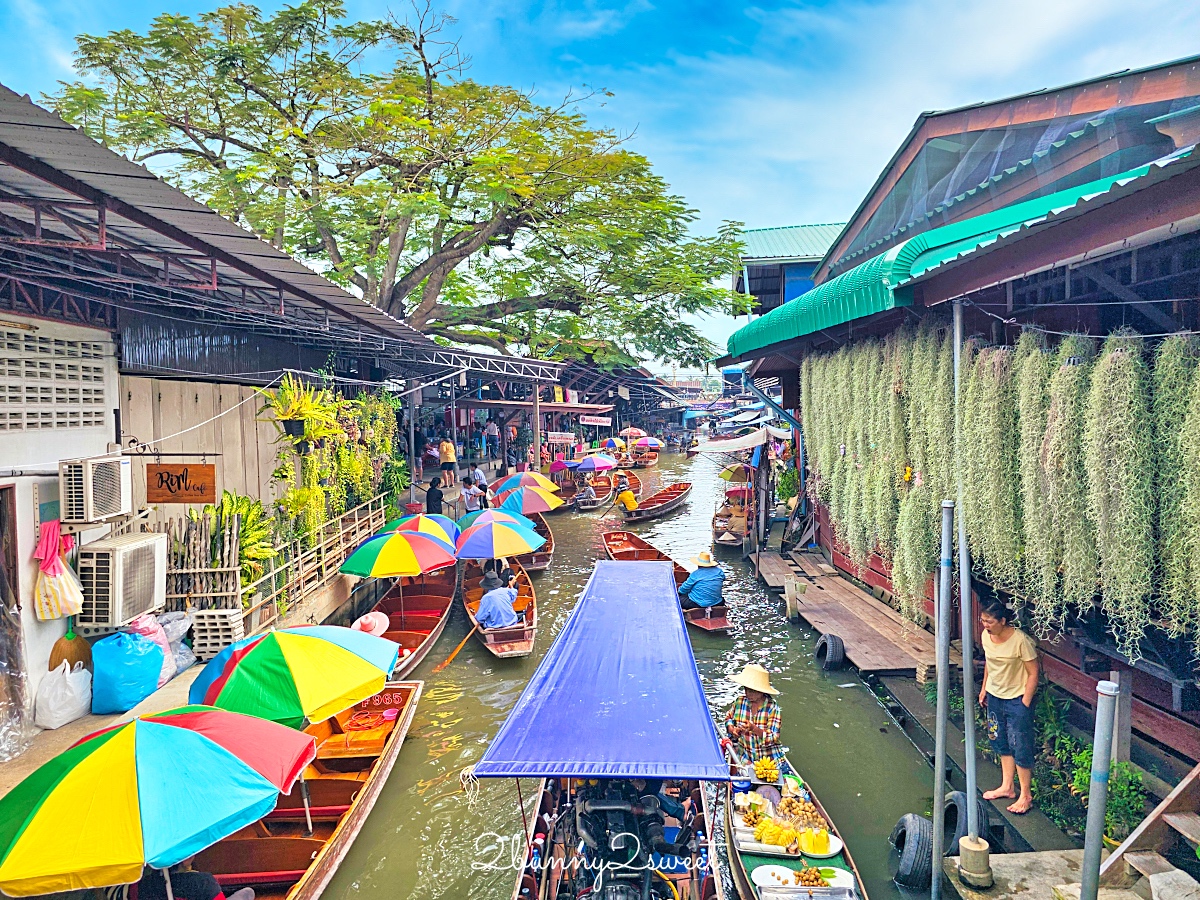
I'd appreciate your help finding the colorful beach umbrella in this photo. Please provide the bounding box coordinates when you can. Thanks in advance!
[719,463,752,483]
[575,454,617,472]
[619,427,648,438]
[380,513,460,543]
[634,436,663,449]
[491,471,559,493]
[497,486,565,514]
[548,459,575,473]
[456,521,545,559]
[725,485,754,498]
[458,509,537,531]
[189,625,401,728]
[601,437,626,450]
[341,530,457,577]
[0,706,316,896]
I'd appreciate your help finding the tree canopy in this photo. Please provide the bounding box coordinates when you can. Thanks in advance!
[52,1,745,365]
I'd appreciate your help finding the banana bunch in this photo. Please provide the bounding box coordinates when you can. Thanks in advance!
[753,819,800,847]
[754,757,780,782]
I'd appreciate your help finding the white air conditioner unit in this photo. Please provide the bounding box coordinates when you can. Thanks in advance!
[76,532,167,628]
[59,455,132,524]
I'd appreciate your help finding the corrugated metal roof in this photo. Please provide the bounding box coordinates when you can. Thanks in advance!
[725,149,1200,360]
[740,224,845,262]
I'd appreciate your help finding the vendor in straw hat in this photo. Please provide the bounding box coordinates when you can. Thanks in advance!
[678,550,725,610]
[725,663,784,767]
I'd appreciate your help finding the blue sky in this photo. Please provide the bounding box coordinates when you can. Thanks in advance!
[3,0,1200,355]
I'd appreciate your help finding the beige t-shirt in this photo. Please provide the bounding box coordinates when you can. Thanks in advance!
[981,628,1038,700]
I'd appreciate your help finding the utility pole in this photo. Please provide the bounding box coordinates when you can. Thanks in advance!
[407,383,418,505]
[531,384,541,473]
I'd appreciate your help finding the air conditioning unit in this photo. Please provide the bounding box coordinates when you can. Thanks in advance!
[59,455,132,524]
[76,532,167,628]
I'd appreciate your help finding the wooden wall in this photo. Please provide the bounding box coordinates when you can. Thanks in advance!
[119,377,283,521]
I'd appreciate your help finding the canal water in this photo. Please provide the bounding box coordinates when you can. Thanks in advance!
[323,452,932,899]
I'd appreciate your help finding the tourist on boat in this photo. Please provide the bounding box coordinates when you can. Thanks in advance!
[725,663,784,767]
[137,856,254,900]
[576,477,597,503]
[677,551,724,609]
[438,434,457,476]
[480,560,506,592]
[426,476,444,515]
[460,476,485,514]
[476,573,519,629]
[978,597,1039,815]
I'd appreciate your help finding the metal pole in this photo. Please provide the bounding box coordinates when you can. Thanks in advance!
[532,384,542,473]
[1080,680,1120,900]
[953,300,979,840]
[408,384,418,505]
[449,381,458,477]
[932,499,954,900]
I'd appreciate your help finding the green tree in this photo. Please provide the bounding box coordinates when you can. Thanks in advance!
[51,1,744,365]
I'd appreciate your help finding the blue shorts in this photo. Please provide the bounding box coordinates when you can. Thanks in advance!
[985,694,1035,769]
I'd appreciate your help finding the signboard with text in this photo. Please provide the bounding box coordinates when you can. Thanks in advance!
[146,464,217,504]
[553,386,565,403]
[546,431,575,443]
[579,415,612,426]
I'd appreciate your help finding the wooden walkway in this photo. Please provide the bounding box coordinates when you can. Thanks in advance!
[757,550,958,675]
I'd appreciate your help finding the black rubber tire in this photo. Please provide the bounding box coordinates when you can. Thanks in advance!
[890,812,934,888]
[815,633,845,670]
[943,790,991,855]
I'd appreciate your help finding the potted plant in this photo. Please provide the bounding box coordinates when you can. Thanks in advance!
[1071,750,1147,846]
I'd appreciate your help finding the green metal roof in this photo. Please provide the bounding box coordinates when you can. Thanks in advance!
[740,224,846,262]
[725,151,1195,360]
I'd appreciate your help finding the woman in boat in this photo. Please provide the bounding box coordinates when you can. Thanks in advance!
[724,663,785,768]
[978,597,1039,815]
[615,484,639,512]
[576,475,597,503]
[677,551,724,609]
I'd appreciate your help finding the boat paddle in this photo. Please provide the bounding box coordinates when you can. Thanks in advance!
[432,623,480,673]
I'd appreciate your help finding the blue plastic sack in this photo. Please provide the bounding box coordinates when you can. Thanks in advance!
[91,632,163,714]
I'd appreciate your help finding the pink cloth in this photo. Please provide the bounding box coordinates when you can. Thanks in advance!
[33,521,73,576]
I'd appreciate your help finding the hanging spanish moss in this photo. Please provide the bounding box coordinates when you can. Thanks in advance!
[1015,331,1054,613]
[1084,333,1154,661]
[892,482,936,621]
[1153,335,1199,635]
[1178,360,1200,652]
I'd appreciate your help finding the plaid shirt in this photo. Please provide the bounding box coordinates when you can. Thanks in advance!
[725,695,783,764]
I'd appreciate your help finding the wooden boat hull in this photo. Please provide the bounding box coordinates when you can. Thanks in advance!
[612,472,642,499]
[623,482,692,522]
[724,753,868,900]
[514,512,553,571]
[632,452,659,468]
[602,531,730,634]
[194,681,423,900]
[374,569,456,679]
[463,560,537,657]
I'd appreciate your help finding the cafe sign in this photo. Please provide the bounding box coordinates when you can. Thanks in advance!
[579,415,612,426]
[146,463,217,504]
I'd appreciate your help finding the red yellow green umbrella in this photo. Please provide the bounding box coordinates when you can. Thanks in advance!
[379,513,460,543]
[0,706,315,896]
[456,521,545,559]
[496,486,564,514]
[491,472,559,494]
[340,530,457,578]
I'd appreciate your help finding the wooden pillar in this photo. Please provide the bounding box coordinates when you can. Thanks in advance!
[1109,669,1133,763]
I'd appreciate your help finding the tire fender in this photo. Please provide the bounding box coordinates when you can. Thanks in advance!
[815,633,845,670]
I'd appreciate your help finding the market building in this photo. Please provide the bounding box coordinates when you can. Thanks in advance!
[721,55,1200,786]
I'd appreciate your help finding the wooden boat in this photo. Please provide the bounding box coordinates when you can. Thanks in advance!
[601,531,729,633]
[724,750,869,900]
[513,511,553,571]
[373,568,456,678]
[632,451,659,468]
[194,681,423,900]
[615,453,637,469]
[623,482,692,522]
[614,470,642,499]
[462,559,537,657]
[713,495,751,548]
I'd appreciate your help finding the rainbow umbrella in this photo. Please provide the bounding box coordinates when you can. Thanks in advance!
[548,460,575,473]
[601,437,626,450]
[0,706,316,896]
[491,471,559,493]
[456,521,545,559]
[189,626,400,728]
[634,437,663,450]
[619,427,647,438]
[576,454,617,472]
[719,463,752,483]
[341,530,457,577]
[380,513,460,543]
[458,509,537,531]
[497,486,565,514]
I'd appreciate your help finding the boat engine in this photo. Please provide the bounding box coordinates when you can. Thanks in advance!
[573,779,696,900]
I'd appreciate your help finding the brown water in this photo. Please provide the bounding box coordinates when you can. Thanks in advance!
[323,454,932,899]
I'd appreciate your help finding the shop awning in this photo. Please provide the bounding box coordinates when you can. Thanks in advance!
[696,428,770,453]
[473,560,728,780]
[725,149,1197,360]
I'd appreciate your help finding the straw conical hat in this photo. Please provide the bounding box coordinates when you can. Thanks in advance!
[729,663,778,696]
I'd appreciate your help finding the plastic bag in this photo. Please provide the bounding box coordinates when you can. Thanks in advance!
[92,632,163,714]
[157,611,192,645]
[123,614,176,687]
[173,641,197,674]
[33,567,84,621]
[34,661,91,729]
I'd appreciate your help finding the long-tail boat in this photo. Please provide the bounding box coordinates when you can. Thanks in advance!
[632,450,659,468]
[462,559,537,657]
[472,560,729,900]
[724,744,869,899]
[513,511,553,571]
[612,470,642,499]
[623,482,692,523]
[193,681,423,900]
[372,568,456,678]
[601,531,729,633]
[713,489,752,549]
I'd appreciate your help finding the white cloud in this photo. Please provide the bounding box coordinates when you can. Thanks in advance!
[8,0,75,74]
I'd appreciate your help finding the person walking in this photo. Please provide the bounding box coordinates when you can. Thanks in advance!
[485,419,500,458]
[438,433,457,481]
[425,477,444,515]
[978,598,1039,814]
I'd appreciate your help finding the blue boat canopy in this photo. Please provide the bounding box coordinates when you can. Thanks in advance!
[473,560,730,780]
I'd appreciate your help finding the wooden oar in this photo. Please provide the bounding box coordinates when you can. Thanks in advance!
[432,623,480,673]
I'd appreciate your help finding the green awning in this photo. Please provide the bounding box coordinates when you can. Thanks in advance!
[724,151,1194,360]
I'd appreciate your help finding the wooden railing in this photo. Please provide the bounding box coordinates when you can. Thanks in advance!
[241,494,388,635]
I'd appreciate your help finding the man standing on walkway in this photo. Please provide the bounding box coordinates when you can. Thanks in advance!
[471,461,490,508]
[485,419,500,458]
